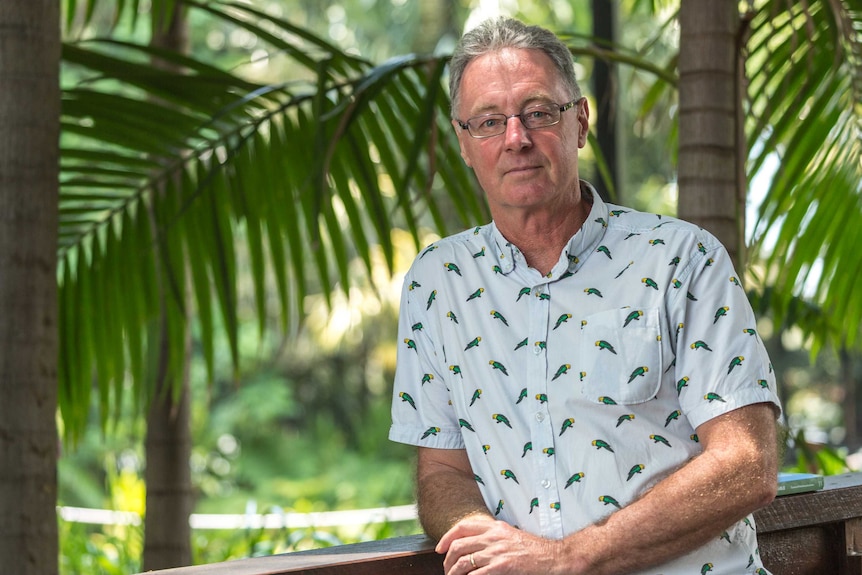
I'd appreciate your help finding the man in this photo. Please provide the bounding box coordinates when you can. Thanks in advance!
[389,16,781,575]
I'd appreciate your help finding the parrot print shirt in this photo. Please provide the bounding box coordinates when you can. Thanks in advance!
[389,184,781,575]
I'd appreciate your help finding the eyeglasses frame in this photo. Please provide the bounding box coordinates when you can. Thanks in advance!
[455,97,583,139]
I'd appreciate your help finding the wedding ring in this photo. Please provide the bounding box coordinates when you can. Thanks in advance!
[470,553,477,568]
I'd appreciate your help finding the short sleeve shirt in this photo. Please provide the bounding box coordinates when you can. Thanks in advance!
[389,184,781,575]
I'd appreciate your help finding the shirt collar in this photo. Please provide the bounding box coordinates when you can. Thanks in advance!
[488,181,609,279]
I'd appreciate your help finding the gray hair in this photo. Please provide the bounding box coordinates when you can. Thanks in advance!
[449,17,581,119]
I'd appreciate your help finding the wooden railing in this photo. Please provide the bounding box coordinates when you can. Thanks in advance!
[141,472,862,575]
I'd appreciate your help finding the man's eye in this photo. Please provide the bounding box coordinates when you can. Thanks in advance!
[481,118,502,128]
[526,109,552,120]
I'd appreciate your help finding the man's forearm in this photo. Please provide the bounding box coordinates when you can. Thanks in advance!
[416,448,491,540]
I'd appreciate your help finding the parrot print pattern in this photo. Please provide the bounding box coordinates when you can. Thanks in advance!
[389,185,780,575]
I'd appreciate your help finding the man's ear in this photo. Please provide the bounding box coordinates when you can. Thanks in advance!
[452,119,472,167]
[577,98,590,148]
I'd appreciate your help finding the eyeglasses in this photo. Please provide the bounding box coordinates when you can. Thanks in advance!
[456,98,582,139]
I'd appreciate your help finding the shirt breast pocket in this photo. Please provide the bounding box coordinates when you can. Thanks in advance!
[580,307,663,405]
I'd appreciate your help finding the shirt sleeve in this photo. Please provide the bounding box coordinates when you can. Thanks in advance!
[389,269,465,449]
[670,231,782,430]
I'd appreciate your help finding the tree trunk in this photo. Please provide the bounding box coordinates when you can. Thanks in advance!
[591,0,620,203]
[678,0,746,272]
[0,1,60,574]
[142,2,194,570]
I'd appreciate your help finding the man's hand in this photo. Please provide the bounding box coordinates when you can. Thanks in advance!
[436,514,566,575]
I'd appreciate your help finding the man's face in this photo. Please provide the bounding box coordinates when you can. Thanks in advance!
[452,48,589,217]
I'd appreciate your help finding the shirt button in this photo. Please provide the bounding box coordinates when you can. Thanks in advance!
[535,412,545,422]
[541,479,551,489]
[532,344,542,355]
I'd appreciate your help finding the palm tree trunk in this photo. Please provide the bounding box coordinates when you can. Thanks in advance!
[678,0,746,272]
[142,2,193,570]
[0,1,60,573]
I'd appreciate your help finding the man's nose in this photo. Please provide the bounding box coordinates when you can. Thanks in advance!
[503,115,532,149]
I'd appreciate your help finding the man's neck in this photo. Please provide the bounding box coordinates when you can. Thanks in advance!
[494,199,590,276]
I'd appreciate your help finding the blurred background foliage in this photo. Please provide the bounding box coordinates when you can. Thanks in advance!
[55,0,862,572]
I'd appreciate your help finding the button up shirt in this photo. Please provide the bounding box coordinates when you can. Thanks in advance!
[389,185,780,575]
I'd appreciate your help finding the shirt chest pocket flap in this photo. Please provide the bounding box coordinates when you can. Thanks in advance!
[580,307,663,405]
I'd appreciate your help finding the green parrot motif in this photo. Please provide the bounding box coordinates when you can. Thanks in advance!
[687,291,698,301]
[597,245,612,259]
[610,209,629,217]
[592,439,614,452]
[535,393,548,404]
[501,469,519,484]
[599,396,617,405]
[552,364,571,380]
[730,275,741,287]
[627,366,648,383]
[449,365,462,377]
[492,413,512,428]
[491,310,509,326]
[529,498,539,514]
[489,360,509,376]
[516,388,528,404]
[446,310,459,323]
[542,447,555,457]
[482,444,491,454]
[754,569,768,575]
[743,328,757,337]
[522,442,533,457]
[444,262,462,276]
[474,474,484,485]
[701,563,714,575]
[623,310,643,327]
[697,242,707,255]
[399,392,416,410]
[649,238,665,246]
[584,287,603,297]
[676,376,689,394]
[411,322,424,331]
[671,278,682,289]
[727,355,744,374]
[627,464,645,481]
[757,379,769,389]
[669,256,680,266]
[420,245,438,258]
[642,277,659,290]
[472,246,485,258]
[464,336,481,351]
[615,260,635,279]
[595,217,607,227]
[565,472,585,488]
[536,341,547,351]
[538,292,551,301]
[426,290,437,310]
[421,427,440,439]
[705,392,726,403]
[494,500,504,516]
[665,410,681,426]
[650,434,671,447]
[470,388,481,406]
[403,338,417,352]
[690,434,700,443]
[599,495,621,509]
[720,531,731,543]
[559,418,575,436]
[705,258,714,267]
[492,265,503,274]
[550,502,561,511]
[466,287,484,302]
[713,306,730,323]
[595,340,617,354]
[459,419,475,432]
[743,517,754,530]
[514,337,529,351]
[616,414,635,427]
[516,287,531,301]
[408,280,421,291]
[579,371,587,381]
[690,340,714,352]
[554,313,572,330]
[421,373,434,385]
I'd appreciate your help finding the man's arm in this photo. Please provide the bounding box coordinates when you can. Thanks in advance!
[416,446,492,541]
[436,402,780,575]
